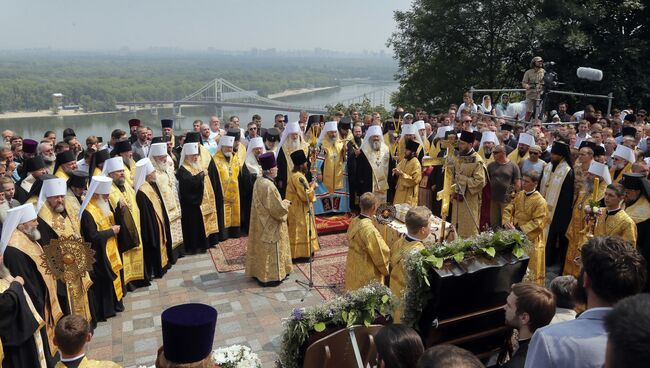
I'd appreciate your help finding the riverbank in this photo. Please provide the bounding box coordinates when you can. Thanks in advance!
[0,109,122,120]
[267,86,337,99]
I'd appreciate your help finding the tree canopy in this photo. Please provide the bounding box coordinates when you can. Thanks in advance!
[389,0,650,112]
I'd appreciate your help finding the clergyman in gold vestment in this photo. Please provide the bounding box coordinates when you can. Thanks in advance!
[345,193,390,291]
[245,152,293,285]
[503,171,548,285]
[286,150,319,260]
[389,206,431,322]
[594,184,637,243]
[449,131,486,238]
[392,138,422,207]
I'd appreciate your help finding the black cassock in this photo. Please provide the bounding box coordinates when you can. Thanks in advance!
[205,157,222,246]
[347,139,361,211]
[136,184,172,280]
[176,166,211,254]
[541,165,575,267]
[212,158,241,241]
[638,217,650,292]
[239,164,258,235]
[3,246,59,367]
[355,150,396,204]
[276,147,291,199]
[0,280,43,368]
[14,177,44,204]
[80,211,124,323]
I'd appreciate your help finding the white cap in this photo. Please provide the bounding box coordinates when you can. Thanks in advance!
[247,137,264,152]
[134,158,155,192]
[276,121,304,158]
[148,142,167,158]
[180,142,199,165]
[0,204,38,255]
[588,161,612,185]
[480,131,499,148]
[79,176,113,219]
[613,145,636,163]
[219,135,235,147]
[362,125,385,149]
[434,126,454,139]
[244,137,266,175]
[36,177,67,212]
[414,120,426,131]
[102,157,125,176]
[317,121,338,145]
[518,133,535,147]
[401,124,424,147]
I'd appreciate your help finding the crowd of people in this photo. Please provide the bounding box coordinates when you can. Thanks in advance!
[0,87,649,367]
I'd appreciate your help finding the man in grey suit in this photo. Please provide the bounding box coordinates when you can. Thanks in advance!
[525,236,646,368]
[132,126,150,161]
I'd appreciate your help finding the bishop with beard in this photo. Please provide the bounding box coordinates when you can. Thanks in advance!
[110,140,136,188]
[2,204,64,367]
[286,150,319,260]
[276,122,309,198]
[134,158,170,280]
[313,121,350,214]
[15,156,47,204]
[103,157,146,290]
[52,151,77,181]
[239,137,265,235]
[176,143,219,254]
[392,138,422,207]
[245,152,293,286]
[149,142,184,261]
[212,135,242,240]
[35,178,93,323]
[79,176,123,322]
[355,125,395,204]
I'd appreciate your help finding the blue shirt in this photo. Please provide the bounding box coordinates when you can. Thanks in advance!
[524,307,611,368]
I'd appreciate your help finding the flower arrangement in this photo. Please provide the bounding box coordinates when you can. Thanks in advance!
[276,282,396,368]
[213,345,262,368]
[401,229,531,326]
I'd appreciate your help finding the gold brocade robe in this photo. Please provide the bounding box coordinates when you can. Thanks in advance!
[360,143,391,203]
[54,168,69,180]
[123,161,135,188]
[236,142,247,168]
[54,356,121,368]
[181,162,219,237]
[286,171,319,258]
[449,151,486,238]
[503,191,548,285]
[390,237,424,322]
[153,166,184,248]
[64,189,82,226]
[108,183,144,285]
[393,157,422,207]
[245,176,293,283]
[625,195,650,224]
[0,277,47,368]
[213,151,241,228]
[478,147,495,165]
[37,202,93,322]
[572,162,590,195]
[507,148,529,166]
[345,217,390,291]
[7,231,64,356]
[85,200,124,301]
[281,142,309,175]
[564,182,607,277]
[594,209,638,243]
[139,182,169,269]
[397,138,424,162]
[319,139,345,193]
[610,162,632,185]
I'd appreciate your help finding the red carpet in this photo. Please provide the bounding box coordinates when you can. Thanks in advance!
[210,233,349,275]
[314,213,353,235]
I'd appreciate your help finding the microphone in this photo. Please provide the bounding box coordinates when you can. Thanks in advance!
[577,67,603,81]
[300,177,309,190]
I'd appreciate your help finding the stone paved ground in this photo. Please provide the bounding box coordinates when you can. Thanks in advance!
[87,251,324,368]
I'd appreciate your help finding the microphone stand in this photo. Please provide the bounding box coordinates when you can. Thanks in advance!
[296,177,336,301]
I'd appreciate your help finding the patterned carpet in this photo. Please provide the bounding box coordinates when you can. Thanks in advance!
[210,232,349,276]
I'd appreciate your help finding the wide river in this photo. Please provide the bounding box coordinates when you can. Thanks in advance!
[0,82,398,141]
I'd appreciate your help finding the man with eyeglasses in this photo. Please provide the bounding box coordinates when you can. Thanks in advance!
[244,121,260,147]
[273,114,286,131]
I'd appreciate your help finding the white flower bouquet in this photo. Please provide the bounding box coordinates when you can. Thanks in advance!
[212,344,262,368]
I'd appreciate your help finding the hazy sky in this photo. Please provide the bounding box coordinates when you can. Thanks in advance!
[1,0,413,52]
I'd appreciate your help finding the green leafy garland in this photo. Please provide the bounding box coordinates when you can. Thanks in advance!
[276,283,395,368]
[401,229,531,327]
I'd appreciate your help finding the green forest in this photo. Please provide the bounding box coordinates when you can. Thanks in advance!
[0,52,396,113]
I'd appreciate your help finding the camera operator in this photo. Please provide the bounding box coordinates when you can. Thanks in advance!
[522,56,546,122]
